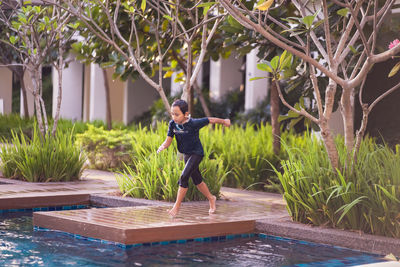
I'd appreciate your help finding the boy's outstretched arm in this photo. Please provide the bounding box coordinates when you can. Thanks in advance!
[157,136,173,153]
[208,117,231,127]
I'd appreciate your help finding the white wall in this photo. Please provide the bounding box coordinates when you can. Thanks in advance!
[52,61,84,121]
[245,48,269,110]
[89,63,107,121]
[210,56,243,101]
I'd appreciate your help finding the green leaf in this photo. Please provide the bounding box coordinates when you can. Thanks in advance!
[203,6,210,16]
[349,45,358,55]
[279,50,287,68]
[281,52,293,69]
[249,77,267,81]
[100,62,115,68]
[302,15,315,29]
[257,63,272,72]
[9,35,17,45]
[337,8,348,17]
[141,0,146,12]
[163,15,173,21]
[197,2,216,8]
[270,56,279,70]
[227,15,243,30]
[388,62,400,78]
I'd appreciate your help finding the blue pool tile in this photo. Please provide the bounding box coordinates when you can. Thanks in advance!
[226,234,235,240]
[40,207,48,211]
[143,243,151,247]
[48,207,56,211]
[151,242,160,246]
[203,237,211,242]
[241,233,250,238]
[160,241,170,245]
[258,233,267,238]
[194,237,204,242]
[211,236,219,241]
[219,236,226,241]
[177,239,187,244]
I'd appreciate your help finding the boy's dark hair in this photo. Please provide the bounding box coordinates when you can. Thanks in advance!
[172,99,188,114]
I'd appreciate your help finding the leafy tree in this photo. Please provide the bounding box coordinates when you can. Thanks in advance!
[50,0,224,118]
[0,1,77,137]
[219,0,400,169]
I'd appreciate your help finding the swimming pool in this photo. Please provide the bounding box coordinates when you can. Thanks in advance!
[0,210,387,266]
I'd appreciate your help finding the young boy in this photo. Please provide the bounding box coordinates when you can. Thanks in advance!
[157,99,231,217]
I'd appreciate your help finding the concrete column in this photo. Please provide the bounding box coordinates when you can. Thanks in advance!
[52,60,84,121]
[83,64,91,122]
[123,76,159,125]
[0,67,12,114]
[209,56,243,101]
[89,63,107,121]
[106,68,126,123]
[245,48,269,110]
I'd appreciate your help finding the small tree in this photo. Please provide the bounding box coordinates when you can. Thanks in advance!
[48,0,224,117]
[0,1,76,137]
[219,0,400,169]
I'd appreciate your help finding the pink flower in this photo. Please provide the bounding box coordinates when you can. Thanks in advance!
[389,39,400,50]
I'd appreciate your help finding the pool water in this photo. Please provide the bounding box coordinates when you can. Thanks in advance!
[0,211,387,267]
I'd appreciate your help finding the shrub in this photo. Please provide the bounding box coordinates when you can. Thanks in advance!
[275,133,400,238]
[0,126,85,182]
[0,113,34,140]
[75,125,133,170]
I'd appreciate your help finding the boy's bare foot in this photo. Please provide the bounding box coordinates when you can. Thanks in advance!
[209,195,216,214]
[167,206,180,217]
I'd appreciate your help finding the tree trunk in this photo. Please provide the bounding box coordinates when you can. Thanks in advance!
[271,80,281,155]
[341,88,355,152]
[182,41,193,114]
[102,68,112,130]
[194,82,212,117]
[320,121,339,170]
[31,67,45,137]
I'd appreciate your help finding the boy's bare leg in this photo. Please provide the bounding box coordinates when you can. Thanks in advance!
[196,182,216,214]
[168,186,188,217]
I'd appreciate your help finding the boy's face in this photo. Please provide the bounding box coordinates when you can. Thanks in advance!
[171,106,188,124]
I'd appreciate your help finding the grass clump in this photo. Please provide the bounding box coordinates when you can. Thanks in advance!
[0,126,85,182]
[275,133,400,238]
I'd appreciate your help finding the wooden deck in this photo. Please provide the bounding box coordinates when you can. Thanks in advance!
[33,202,264,245]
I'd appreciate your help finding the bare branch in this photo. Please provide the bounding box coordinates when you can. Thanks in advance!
[275,80,319,124]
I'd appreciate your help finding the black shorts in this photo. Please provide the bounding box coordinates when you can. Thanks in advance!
[178,154,204,188]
